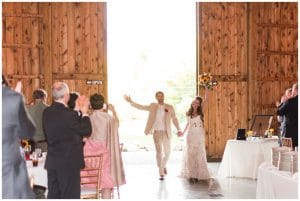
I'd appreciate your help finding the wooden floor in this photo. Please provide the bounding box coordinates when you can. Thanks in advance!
[117,151,257,199]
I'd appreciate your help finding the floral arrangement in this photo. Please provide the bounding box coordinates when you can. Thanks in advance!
[265,128,274,138]
[246,130,253,137]
[21,139,29,148]
[198,72,218,90]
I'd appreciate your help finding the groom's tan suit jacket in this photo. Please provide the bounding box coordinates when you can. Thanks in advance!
[130,102,181,138]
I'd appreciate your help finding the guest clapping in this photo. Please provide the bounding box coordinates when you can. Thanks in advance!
[67,92,80,110]
[43,82,92,198]
[83,94,126,199]
[277,83,298,149]
[276,88,292,137]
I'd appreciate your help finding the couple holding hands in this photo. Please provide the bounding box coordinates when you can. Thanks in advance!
[124,91,211,181]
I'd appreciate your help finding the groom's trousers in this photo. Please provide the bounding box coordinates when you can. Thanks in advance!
[153,130,171,176]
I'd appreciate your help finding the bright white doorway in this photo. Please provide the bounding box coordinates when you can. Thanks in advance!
[107,1,196,152]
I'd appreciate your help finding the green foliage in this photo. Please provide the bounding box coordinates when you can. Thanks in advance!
[165,70,196,123]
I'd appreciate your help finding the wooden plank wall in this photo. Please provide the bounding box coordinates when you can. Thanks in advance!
[197,2,298,159]
[197,3,248,159]
[249,2,298,122]
[2,2,42,104]
[2,2,107,104]
[50,3,107,98]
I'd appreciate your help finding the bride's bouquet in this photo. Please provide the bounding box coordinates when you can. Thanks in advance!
[198,72,218,90]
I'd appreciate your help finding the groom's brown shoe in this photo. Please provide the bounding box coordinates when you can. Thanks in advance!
[164,168,167,175]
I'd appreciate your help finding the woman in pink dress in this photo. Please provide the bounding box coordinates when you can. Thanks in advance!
[82,94,125,198]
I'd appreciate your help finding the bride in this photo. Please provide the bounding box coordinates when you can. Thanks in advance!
[180,94,211,182]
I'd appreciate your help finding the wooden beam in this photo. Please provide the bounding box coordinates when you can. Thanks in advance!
[257,50,297,56]
[52,73,103,80]
[256,23,297,29]
[256,77,298,82]
[6,74,44,79]
[3,43,43,48]
[39,3,53,102]
[212,74,248,82]
[3,14,43,18]
[261,103,277,109]
[102,3,108,100]
[196,2,201,96]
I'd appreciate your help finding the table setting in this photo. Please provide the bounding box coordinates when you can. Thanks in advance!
[218,135,279,179]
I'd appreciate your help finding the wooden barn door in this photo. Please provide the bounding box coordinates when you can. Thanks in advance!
[3,2,43,104]
[2,2,107,104]
[197,3,248,159]
[197,2,297,160]
[49,2,107,99]
[248,3,298,119]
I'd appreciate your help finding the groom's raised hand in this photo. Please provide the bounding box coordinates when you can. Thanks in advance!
[123,94,132,103]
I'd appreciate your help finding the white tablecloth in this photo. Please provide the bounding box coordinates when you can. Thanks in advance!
[26,158,48,187]
[256,162,298,199]
[218,138,279,179]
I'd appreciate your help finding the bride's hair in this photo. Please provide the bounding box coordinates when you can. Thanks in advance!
[186,96,204,122]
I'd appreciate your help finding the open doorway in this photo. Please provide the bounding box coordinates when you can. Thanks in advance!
[107,1,196,152]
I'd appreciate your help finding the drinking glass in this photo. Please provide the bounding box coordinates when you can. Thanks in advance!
[24,145,31,160]
[35,148,42,157]
[32,152,38,167]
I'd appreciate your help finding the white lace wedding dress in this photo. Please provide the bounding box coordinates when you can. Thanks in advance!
[181,115,211,180]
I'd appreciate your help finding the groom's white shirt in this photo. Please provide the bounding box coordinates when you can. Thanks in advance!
[130,101,181,138]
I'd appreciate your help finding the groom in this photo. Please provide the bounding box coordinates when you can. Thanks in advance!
[124,91,182,180]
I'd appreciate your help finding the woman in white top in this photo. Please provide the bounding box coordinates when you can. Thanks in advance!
[180,96,211,183]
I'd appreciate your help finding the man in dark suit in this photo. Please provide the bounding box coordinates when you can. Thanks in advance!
[277,83,298,149]
[43,82,92,198]
[2,81,35,198]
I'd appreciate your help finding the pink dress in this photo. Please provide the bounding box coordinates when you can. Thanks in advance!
[82,139,114,188]
[81,110,126,189]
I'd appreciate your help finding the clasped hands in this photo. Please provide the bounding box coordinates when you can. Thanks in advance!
[75,95,90,115]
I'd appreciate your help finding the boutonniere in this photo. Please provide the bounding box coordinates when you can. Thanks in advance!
[164,108,168,112]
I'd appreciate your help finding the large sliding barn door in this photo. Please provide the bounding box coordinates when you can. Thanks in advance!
[197,2,297,159]
[2,2,107,104]
[49,3,107,99]
[3,2,43,104]
[197,3,248,159]
[248,3,298,117]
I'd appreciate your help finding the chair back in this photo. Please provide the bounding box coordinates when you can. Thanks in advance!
[282,138,293,148]
[80,154,103,199]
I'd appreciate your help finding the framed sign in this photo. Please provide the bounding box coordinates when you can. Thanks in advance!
[250,115,273,136]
